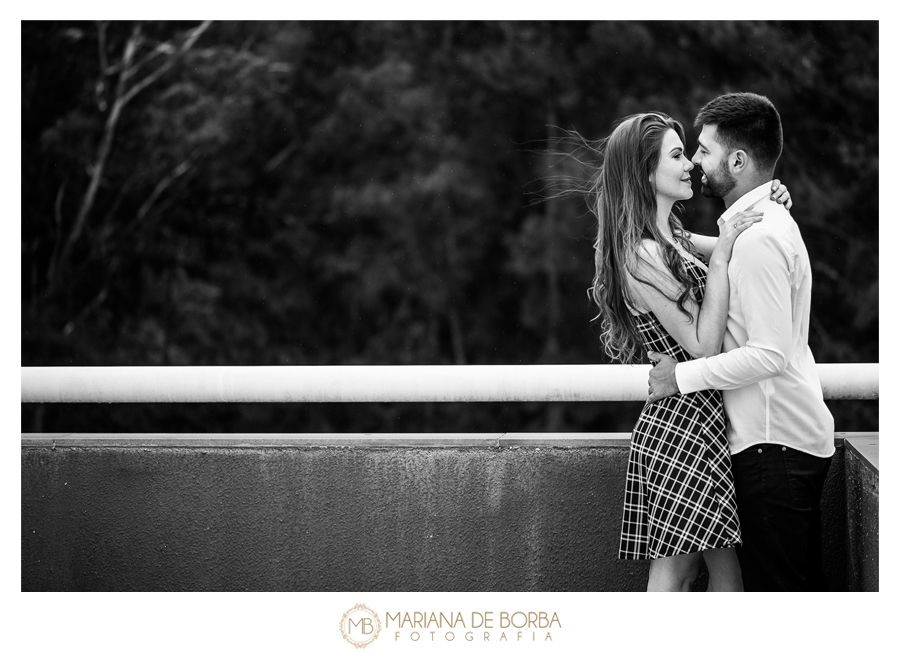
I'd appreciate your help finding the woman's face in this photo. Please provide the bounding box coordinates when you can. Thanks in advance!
[652,129,694,203]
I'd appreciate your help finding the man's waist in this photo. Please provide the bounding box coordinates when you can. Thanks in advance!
[726,429,836,459]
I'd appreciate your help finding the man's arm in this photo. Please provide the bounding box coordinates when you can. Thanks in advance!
[648,228,794,401]
[676,228,795,394]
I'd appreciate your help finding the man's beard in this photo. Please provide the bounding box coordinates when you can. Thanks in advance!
[700,162,737,199]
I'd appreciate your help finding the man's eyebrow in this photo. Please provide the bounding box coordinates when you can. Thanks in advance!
[696,138,708,150]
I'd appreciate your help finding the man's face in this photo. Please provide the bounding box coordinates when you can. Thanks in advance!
[692,124,736,199]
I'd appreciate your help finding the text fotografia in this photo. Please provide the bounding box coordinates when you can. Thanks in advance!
[387,611,561,642]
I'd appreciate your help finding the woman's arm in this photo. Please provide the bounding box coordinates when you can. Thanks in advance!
[688,179,791,261]
[689,234,718,261]
[628,211,762,358]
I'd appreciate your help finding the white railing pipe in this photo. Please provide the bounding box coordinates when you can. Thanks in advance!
[21,363,878,403]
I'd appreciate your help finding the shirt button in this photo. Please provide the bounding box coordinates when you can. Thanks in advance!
[758,448,763,453]
[782,447,787,451]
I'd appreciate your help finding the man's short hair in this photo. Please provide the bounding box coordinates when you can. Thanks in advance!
[694,92,783,172]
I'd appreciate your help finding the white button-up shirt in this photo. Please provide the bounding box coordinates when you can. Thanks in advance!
[675,181,835,458]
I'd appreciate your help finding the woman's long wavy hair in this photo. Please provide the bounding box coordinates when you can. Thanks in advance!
[582,113,701,363]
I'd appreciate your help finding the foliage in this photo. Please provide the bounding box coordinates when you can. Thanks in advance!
[21,20,878,433]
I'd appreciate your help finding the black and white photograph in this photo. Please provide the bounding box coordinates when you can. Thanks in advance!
[17,11,885,655]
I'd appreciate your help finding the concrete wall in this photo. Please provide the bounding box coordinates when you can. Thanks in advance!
[21,434,871,591]
[844,435,879,591]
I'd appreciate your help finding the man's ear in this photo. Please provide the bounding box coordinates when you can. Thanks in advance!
[730,149,749,173]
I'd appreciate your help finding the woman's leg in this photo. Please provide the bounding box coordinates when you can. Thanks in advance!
[702,547,744,592]
[647,552,703,591]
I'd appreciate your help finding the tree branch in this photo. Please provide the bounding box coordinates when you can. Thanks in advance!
[120,21,212,107]
[49,24,139,285]
[49,20,212,289]
[136,160,191,222]
[95,21,109,110]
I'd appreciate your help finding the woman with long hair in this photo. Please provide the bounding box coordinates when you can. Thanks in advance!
[582,112,789,591]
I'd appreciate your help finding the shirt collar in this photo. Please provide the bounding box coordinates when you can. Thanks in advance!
[720,181,774,222]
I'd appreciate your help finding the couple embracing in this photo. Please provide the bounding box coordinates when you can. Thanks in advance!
[583,92,834,591]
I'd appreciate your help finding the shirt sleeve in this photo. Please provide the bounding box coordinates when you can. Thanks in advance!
[675,228,795,393]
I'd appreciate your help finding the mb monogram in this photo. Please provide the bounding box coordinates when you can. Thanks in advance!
[340,604,382,648]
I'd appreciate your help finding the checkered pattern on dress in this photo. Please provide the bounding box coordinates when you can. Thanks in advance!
[618,257,742,560]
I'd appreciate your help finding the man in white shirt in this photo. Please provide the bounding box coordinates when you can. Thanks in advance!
[646,92,835,591]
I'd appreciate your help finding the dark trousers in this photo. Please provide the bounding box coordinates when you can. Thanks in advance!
[730,443,831,592]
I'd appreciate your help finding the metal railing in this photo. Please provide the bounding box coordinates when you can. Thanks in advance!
[21,363,878,403]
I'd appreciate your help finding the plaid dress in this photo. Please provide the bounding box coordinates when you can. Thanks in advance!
[618,256,742,560]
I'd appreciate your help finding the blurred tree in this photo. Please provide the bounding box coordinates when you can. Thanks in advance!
[21,20,878,434]
[45,21,212,287]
